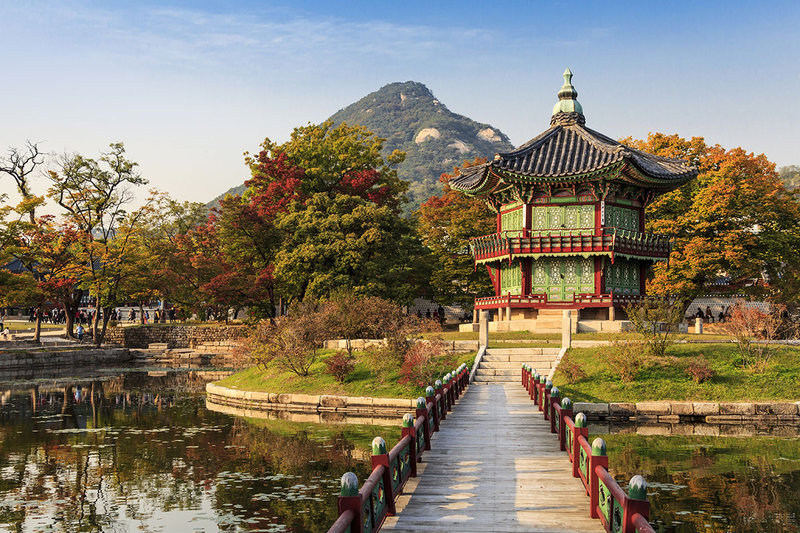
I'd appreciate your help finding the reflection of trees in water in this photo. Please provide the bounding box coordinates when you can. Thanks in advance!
[608,436,800,532]
[0,387,377,532]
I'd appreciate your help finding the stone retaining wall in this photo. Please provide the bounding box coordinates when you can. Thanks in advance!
[589,421,800,437]
[103,325,248,349]
[205,382,415,418]
[574,401,800,425]
[0,348,132,370]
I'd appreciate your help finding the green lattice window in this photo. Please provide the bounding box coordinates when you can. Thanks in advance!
[605,205,639,232]
[532,205,594,234]
[604,258,641,295]
[531,257,595,301]
[501,207,524,233]
[500,262,522,295]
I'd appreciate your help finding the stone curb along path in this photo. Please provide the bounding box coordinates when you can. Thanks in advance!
[574,400,800,424]
[205,382,416,417]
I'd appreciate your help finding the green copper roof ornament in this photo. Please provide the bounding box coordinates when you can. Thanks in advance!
[551,68,584,116]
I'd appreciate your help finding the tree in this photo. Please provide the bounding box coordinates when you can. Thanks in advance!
[621,134,800,304]
[0,213,83,342]
[0,141,47,223]
[417,158,496,307]
[48,143,148,345]
[274,192,423,302]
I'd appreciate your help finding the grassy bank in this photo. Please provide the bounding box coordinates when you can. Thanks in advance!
[552,343,800,403]
[215,349,476,399]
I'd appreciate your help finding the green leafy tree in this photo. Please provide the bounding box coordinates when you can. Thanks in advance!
[417,158,496,307]
[274,192,422,302]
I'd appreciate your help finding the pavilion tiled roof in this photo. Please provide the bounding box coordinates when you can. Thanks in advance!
[450,70,697,194]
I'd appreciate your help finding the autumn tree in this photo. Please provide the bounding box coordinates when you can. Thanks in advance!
[417,158,496,308]
[621,133,800,305]
[215,120,423,316]
[48,143,148,344]
[0,213,83,342]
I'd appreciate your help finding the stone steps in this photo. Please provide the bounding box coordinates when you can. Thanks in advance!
[476,347,559,383]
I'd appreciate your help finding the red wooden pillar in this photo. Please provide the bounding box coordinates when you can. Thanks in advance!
[549,388,561,433]
[558,400,573,451]
[416,400,432,452]
[426,387,440,433]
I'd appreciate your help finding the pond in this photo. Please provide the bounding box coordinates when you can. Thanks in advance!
[601,430,800,533]
[0,368,797,532]
[0,367,398,532]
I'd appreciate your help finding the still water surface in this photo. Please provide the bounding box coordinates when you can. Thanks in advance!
[0,368,797,532]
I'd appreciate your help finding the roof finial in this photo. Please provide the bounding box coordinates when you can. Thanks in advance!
[551,68,584,124]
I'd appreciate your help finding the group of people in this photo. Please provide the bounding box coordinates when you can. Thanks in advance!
[693,305,732,324]
[416,305,447,325]
[126,307,180,323]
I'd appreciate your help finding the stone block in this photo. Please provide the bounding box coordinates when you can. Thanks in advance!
[288,393,320,406]
[636,402,672,416]
[692,402,720,416]
[755,403,798,415]
[347,396,374,408]
[574,402,609,417]
[719,402,755,416]
[670,402,694,416]
[320,395,347,409]
[705,415,743,424]
[658,415,680,423]
[609,403,635,417]
[373,398,415,409]
[720,424,757,437]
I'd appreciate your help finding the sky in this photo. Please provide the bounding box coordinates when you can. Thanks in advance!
[0,0,798,205]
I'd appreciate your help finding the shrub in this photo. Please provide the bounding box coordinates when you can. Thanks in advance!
[325,351,356,383]
[625,298,684,358]
[398,338,453,388]
[555,352,586,384]
[723,303,783,373]
[602,341,646,383]
[244,299,326,376]
[685,355,715,383]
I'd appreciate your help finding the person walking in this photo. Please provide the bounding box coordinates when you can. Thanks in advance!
[76,324,84,343]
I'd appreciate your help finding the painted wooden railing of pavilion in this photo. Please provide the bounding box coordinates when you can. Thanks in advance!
[521,364,657,533]
[326,363,470,533]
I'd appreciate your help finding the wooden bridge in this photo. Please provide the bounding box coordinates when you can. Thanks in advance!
[326,363,655,533]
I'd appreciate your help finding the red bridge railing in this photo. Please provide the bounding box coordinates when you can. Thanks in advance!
[326,363,470,533]
[521,364,657,533]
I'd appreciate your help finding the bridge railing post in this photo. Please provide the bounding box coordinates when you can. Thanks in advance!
[522,364,528,388]
[335,472,363,533]
[537,378,546,410]
[558,398,573,451]
[549,387,561,433]
[371,437,396,516]
[624,475,652,533]
[571,413,588,478]
[435,380,446,421]
[426,385,440,434]
[401,413,418,478]
[588,438,608,520]
[531,371,539,401]
[421,389,434,449]
[543,380,552,419]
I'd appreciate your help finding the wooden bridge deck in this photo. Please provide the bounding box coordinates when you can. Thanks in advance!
[382,383,604,533]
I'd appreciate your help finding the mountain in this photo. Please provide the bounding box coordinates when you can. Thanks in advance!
[329,81,514,210]
[208,81,514,211]
[779,165,800,192]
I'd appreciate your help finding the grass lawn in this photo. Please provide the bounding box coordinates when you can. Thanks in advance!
[214,349,477,399]
[553,343,800,403]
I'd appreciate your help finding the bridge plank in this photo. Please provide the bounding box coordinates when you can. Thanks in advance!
[382,383,604,532]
